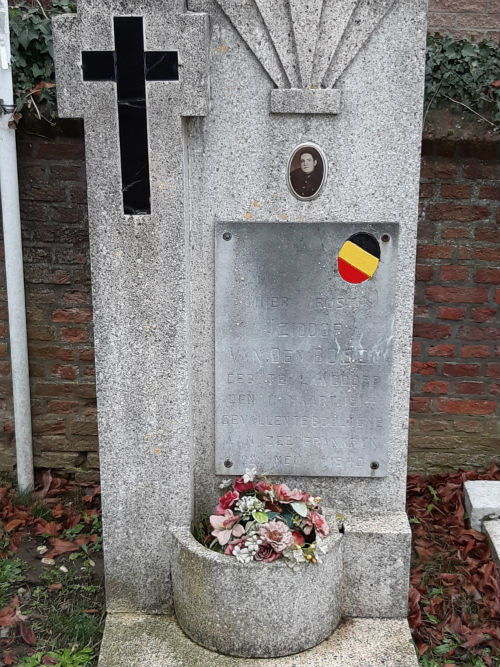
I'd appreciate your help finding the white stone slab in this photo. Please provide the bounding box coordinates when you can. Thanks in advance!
[484,519,500,569]
[464,480,500,531]
[98,614,419,667]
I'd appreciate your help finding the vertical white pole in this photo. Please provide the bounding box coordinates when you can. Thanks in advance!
[0,0,33,492]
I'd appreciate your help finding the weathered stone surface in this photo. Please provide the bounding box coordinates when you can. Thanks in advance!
[98,614,418,667]
[171,513,342,658]
[271,89,341,114]
[483,519,500,569]
[464,480,500,531]
[341,512,412,618]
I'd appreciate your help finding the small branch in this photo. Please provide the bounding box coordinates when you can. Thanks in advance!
[28,93,55,125]
[441,93,497,128]
[34,0,49,21]
[423,81,442,124]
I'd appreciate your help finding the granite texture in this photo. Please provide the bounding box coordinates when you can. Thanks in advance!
[170,516,343,657]
[98,614,419,667]
[270,89,341,114]
[484,519,500,569]
[52,0,209,614]
[464,480,500,531]
[254,0,300,88]
[186,0,428,520]
[342,512,412,618]
[289,0,323,87]
[311,0,358,87]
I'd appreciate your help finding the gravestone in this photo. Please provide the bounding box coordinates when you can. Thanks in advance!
[53,1,427,665]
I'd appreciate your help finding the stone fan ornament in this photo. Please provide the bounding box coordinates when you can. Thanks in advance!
[215,0,396,113]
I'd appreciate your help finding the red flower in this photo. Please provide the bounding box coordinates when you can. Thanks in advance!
[215,490,239,515]
[274,483,310,503]
[234,476,253,492]
[254,543,281,562]
[292,530,304,546]
[254,480,272,494]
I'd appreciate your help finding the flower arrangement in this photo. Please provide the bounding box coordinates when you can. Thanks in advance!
[193,467,332,568]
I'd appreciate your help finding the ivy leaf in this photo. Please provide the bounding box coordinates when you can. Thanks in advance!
[290,501,308,517]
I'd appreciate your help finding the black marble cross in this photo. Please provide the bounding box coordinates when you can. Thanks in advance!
[82,17,178,215]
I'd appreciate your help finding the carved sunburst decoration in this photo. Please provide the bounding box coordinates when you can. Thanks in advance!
[215,0,397,113]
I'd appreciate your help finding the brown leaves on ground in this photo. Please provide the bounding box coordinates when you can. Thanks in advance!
[407,464,500,665]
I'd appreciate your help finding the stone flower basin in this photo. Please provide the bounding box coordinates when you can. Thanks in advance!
[170,510,343,658]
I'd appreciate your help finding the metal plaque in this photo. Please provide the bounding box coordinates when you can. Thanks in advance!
[215,222,399,477]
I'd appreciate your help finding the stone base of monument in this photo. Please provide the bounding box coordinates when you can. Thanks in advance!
[170,515,343,658]
[97,511,417,667]
[98,615,418,667]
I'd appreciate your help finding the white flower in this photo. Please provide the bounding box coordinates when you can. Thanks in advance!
[283,547,306,570]
[235,496,265,519]
[243,465,257,483]
[219,479,232,489]
[232,545,253,564]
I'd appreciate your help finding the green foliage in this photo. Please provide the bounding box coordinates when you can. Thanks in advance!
[0,556,26,605]
[9,0,75,120]
[425,33,500,128]
[18,647,94,667]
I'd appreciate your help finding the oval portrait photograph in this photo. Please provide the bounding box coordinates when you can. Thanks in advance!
[287,143,327,201]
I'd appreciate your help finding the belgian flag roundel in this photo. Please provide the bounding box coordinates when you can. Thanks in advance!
[338,233,381,284]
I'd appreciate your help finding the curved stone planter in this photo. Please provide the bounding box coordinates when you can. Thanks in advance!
[170,511,343,658]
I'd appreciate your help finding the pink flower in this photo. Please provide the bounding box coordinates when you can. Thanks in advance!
[292,530,305,546]
[274,483,310,504]
[254,543,281,562]
[254,480,272,494]
[303,511,329,538]
[234,476,253,493]
[210,509,245,545]
[224,536,247,556]
[215,490,239,515]
[258,520,294,553]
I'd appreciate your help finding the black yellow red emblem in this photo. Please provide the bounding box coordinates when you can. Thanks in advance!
[337,233,381,284]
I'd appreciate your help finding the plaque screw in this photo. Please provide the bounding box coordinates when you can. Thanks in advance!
[381,234,390,243]
[222,232,232,241]
[370,461,379,470]
[224,459,233,468]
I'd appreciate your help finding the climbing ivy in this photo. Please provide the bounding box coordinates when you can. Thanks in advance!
[425,33,500,129]
[8,0,74,122]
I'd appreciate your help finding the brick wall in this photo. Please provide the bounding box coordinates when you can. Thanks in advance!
[410,118,500,474]
[0,115,498,479]
[428,0,500,42]
[0,120,98,481]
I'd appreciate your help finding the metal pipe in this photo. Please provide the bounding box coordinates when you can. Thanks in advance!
[0,0,33,492]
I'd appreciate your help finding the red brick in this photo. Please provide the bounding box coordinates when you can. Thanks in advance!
[420,183,435,198]
[29,362,45,377]
[417,245,454,259]
[410,397,431,413]
[50,364,78,380]
[63,291,89,304]
[441,227,471,239]
[19,183,65,203]
[412,341,421,357]
[78,348,94,362]
[84,366,95,376]
[47,206,83,224]
[428,0,486,11]
[489,383,500,395]
[0,343,8,357]
[475,268,500,284]
[453,419,481,433]
[440,265,469,281]
[415,264,434,281]
[28,345,74,361]
[419,420,449,431]
[420,158,458,180]
[463,161,499,180]
[455,12,500,29]
[440,184,473,199]
[456,381,484,395]
[486,363,500,378]
[425,286,489,303]
[47,400,78,414]
[428,344,455,357]
[474,227,499,243]
[0,361,11,376]
[457,326,499,341]
[52,308,93,323]
[471,307,497,323]
[479,185,500,200]
[437,398,497,416]
[413,322,451,339]
[438,306,465,320]
[50,165,82,181]
[412,361,437,375]
[427,204,490,222]
[60,327,89,343]
[458,247,500,261]
[70,187,87,205]
[414,306,429,317]
[461,345,491,358]
[442,363,480,377]
[27,325,56,342]
[421,380,449,394]
[35,141,84,160]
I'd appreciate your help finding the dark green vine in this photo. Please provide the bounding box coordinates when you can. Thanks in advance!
[9,0,74,123]
[425,33,500,130]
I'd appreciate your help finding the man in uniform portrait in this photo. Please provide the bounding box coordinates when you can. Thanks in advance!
[290,148,324,198]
